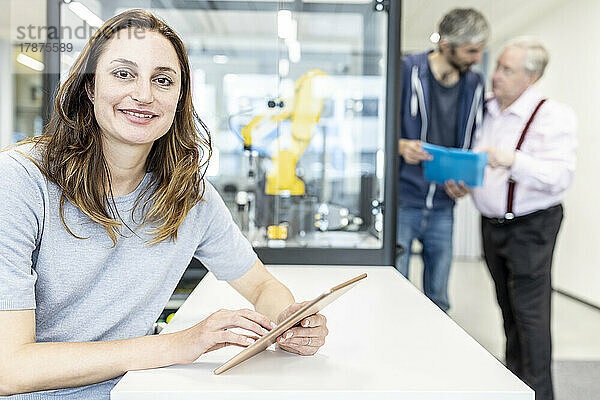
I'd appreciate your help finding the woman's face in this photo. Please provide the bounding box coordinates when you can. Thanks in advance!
[90,28,182,147]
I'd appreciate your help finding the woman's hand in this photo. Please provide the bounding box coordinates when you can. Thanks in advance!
[275,302,329,356]
[173,308,275,364]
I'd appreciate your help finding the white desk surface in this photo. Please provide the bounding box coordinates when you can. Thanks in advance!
[112,265,533,399]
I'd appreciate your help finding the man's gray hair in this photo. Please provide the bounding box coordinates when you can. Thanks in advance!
[505,37,550,78]
[438,8,490,46]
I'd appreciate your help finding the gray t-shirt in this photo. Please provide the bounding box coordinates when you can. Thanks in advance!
[426,65,462,148]
[0,144,258,399]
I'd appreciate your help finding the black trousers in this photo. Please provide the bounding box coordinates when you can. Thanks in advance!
[481,204,563,400]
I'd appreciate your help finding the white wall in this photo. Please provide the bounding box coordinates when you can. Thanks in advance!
[487,0,600,307]
[453,196,482,260]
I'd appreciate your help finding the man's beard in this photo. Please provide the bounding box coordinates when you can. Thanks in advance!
[447,47,472,72]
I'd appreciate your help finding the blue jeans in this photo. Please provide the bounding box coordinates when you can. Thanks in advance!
[395,206,454,312]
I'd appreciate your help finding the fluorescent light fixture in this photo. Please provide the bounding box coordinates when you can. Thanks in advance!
[278,58,290,77]
[287,40,301,63]
[376,149,384,179]
[17,53,44,71]
[430,32,440,43]
[213,55,229,64]
[288,19,297,41]
[277,10,293,39]
[68,2,104,28]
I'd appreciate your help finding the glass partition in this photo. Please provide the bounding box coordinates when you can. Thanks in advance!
[57,0,398,265]
[1,0,46,147]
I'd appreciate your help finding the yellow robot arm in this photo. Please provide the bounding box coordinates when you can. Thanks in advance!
[264,69,327,195]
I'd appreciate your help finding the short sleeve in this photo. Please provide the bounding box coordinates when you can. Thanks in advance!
[193,181,258,281]
[0,150,44,310]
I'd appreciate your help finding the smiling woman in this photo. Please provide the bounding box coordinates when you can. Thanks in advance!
[0,9,328,399]
[20,9,208,245]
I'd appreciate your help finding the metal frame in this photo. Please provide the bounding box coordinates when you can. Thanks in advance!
[42,0,61,128]
[256,1,401,265]
[148,0,367,13]
[42,0,401,267]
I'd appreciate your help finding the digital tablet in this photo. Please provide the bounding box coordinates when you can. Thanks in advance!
[213,272,367,375]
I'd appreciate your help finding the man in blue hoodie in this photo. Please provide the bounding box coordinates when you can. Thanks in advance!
[397,8,489,311]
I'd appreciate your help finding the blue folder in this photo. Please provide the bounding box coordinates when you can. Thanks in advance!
[421,143,488,187]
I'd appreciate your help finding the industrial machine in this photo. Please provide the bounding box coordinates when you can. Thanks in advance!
[217,70,384,249]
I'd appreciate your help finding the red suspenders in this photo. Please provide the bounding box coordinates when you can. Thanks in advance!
[505,99,547,220]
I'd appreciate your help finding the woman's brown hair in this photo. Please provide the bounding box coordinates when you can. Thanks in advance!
[18,9,211,245]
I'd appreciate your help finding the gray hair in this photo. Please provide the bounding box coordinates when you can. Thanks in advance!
[438,8,490,46]
[505,37,550,78]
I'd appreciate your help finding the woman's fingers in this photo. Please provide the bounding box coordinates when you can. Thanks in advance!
[204,332,259,353]
[274,305,329,356]
[277,301,310,322]
[277,340,320,356]
[216,331,257,348]
[227,314,269,337]
[300,313,327,328]
[279,325,329,341]
[181,308,275,361]
[276,323,329,356]
[209,309,275,337]
[281,336,325,347]
[237,308,276,331]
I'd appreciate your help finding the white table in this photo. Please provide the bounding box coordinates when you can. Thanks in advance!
[112,265,533,399]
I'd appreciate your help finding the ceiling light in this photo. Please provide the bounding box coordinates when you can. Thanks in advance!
[213,55,228,64]
[17,53,44,71]
[277,10,293,39]
[287,40,301,63]
[68,2,104,28]
[279,59,290,77]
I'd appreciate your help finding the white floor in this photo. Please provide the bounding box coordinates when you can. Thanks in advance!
[406,257,600,361]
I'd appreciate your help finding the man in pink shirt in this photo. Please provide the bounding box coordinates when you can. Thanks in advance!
[471,38,577,400]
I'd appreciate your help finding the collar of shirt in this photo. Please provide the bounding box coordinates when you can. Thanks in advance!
[486,86,543,119]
